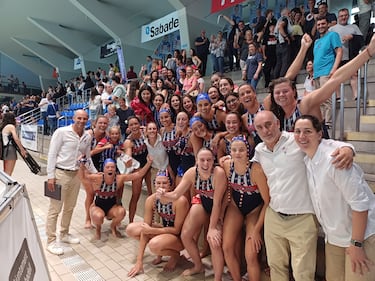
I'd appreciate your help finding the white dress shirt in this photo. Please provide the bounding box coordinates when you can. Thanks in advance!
[304,139,375,247]
[47,125,97,178]
[252,131,315,214]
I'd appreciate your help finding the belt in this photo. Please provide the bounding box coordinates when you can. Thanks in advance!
[56,167,78,172]
[278,212,299,219]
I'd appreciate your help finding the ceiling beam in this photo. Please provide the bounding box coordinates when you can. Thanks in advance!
[12,37,73,71]
[28,17,97,56]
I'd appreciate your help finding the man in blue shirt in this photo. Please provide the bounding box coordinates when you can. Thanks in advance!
[313,16,342,128]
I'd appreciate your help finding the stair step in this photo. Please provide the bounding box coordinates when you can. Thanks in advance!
[339,99,375,108]
[354,152,375,164]
[344,131,375,141]
[361,115,375,124]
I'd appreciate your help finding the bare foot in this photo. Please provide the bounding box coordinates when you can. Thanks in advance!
[84,220,93,229]
[152,256,163,265]
[182,265,204,276]
[111,228,123,238]
[163,256,179,272]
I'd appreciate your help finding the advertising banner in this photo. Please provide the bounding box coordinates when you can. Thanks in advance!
[0,187,50,281]
[141,10,180,43]
[211,0,245,14]
[20,124,38,151]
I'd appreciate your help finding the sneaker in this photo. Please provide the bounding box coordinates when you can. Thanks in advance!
[60,234,80,244]
[47,242,64,255]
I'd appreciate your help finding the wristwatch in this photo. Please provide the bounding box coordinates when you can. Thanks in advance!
[350,239,364,248]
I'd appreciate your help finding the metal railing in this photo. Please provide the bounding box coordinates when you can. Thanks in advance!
[335,60,369,140]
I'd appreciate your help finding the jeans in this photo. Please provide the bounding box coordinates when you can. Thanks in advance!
[215,56,224,74]
[248,78,260,89]
[274,43,291,79]
[48,117,57,136]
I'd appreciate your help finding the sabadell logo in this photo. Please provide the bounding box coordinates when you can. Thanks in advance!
[146,17,179,38]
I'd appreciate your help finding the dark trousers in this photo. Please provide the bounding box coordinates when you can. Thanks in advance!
[274,43,291,79]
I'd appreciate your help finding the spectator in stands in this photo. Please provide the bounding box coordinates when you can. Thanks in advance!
[126,80,140,105]
[222,15,249,71]
[111,75,126,108]
[358,0,372,44]
[38,92,49,135]
[317,3,337,28]
[329,8,364,100]
[194,29,210,76]
[116,97,134,141]
[126,65,138,80]
[290,8,304,61]
[101,82,113,114]
[1,112,27,176]
[88,87,102,123]
[239,29,254,79]
[313,15,342,128]
[189,48,202,70]
[302,0,318,38]
[46,94,59,136]
[262,22,277,88]
[304,60,315,96]
[7,74,15,94]
[130,85,155,126]
[251,8,267,41]
[45,110,96,255]
[104,104,120,129]
[244,42,263,89]
[274,8,293,78]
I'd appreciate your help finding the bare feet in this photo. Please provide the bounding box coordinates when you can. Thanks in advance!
[182,265,204,276]
[111,228,123,238]
[163,255,179,272]
[84,220,93,229]
[152,256,163,265]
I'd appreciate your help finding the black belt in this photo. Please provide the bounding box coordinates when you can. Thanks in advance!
[278,212,299,219]
[56,167,78,172]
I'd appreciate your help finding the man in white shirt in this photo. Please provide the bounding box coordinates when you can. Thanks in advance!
[329,8,363,100]
[45,110,97,255]
[252,110,354,281]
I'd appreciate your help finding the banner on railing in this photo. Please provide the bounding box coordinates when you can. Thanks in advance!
[20,124,38,151]
[0,185,50,281]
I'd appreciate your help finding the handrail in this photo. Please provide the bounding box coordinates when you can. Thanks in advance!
[356,67,362,131]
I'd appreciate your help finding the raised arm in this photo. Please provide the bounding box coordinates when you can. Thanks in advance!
[285,34,313,80]
[118,156,152,184]
[157,167,195,201]
[301,35,375,113]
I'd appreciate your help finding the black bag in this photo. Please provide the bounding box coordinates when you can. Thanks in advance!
[8,134,41,174]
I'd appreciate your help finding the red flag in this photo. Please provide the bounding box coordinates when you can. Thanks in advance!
[211,0,245,14]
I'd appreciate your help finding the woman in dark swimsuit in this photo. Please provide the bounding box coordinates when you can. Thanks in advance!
[157,148,228,281]
[221,136,270,281]
[126,170,189,277]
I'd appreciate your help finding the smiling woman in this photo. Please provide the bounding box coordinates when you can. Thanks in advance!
[293,115,375,280]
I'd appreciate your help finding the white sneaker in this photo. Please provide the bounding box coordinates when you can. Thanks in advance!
[47,242,64,255]
[60,234,80,244]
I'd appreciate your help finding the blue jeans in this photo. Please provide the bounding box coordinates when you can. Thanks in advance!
[48,117,57,136]
[248,78,260,89]
[215,56,224,74]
